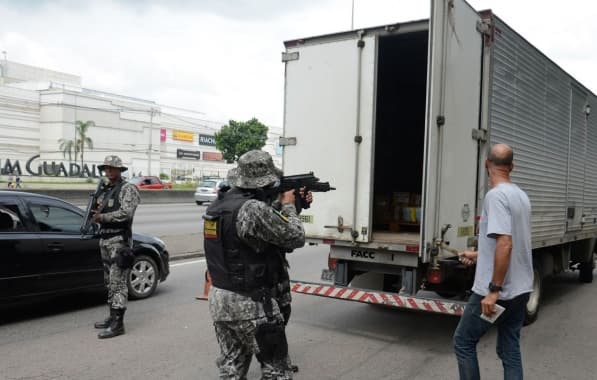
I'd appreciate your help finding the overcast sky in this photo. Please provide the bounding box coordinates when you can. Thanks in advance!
[1,0,596,128]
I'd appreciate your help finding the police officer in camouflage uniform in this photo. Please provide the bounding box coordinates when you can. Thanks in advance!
[204,150,306,379]
[92,155,140,339]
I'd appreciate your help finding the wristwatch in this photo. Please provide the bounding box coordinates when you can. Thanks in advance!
[488,282,503,293]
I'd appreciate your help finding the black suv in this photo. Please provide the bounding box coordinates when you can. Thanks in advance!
[0,191,169,303]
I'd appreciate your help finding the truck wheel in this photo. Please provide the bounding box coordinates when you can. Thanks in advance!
[196,201,203,205]
[524,264,542,325]
[579,253,595,283]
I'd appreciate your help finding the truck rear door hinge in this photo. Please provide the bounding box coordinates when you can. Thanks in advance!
[471,128,488,142]
[279,137,297,146]
[476,20,491,36]
[281,52,299,62]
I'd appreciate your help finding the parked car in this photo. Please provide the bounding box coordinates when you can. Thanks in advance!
[194,179,228,205]
[0,191,169,303]
[128,176,173,190]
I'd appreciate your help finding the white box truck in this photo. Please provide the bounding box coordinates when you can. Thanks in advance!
[281,0,596,324]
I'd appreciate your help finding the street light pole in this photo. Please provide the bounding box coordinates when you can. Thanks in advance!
[148,109,154,176]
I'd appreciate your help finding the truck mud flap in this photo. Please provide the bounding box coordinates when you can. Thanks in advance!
[291,281,466,316]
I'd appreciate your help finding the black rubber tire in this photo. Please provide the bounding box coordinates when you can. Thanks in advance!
[127,254,159,300]
[434,291,458,299]
[196,201,203,205]
[524,263,542,326]
[579,254,595,283]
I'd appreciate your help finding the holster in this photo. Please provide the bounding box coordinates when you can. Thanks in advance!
[115,247,135,269]
[255,319,288,362]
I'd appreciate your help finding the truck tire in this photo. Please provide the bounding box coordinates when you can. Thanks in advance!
[579,253,595,283]
[524,263,542,326]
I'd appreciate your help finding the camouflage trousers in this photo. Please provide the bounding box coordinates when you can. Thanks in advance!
[100,236,130,310]
[214,319,293,380]
[275,278,293,371]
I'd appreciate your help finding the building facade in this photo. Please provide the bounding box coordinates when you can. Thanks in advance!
[0,60,282,181]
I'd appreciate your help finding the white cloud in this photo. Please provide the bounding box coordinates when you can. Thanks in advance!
[1,0,597,127]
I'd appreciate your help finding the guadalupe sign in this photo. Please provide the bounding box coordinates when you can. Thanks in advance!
[0,155,101,177]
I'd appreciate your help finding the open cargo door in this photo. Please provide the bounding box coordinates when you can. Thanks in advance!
[282,33,377,243]
[422,0,483,261]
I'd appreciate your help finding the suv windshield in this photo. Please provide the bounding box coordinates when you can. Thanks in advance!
[128,177,142,185]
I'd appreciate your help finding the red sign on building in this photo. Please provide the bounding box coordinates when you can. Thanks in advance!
[202,152,224,161]
[160,128,167,142]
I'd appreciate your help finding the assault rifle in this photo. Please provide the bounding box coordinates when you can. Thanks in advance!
[278,172,335,213]
[80,177,106,236]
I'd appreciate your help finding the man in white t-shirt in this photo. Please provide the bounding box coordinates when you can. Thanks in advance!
[453,144,533,380]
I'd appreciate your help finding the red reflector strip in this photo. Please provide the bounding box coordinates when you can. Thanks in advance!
[291,281,465,316]
[322,239,335,244]
[406,245,419,253]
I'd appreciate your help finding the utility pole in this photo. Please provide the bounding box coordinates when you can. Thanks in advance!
[351,0,355,30]
[147,108,156,176]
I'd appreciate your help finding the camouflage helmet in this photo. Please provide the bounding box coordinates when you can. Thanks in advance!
[233,150,282,189]
[98,155,128,172]
[226,167,239,185]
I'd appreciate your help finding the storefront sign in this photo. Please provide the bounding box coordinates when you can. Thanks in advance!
[177,149,201,160]
[172,130,194,142]
[202,152,224,161]
[0,155,100,177]
[199,134,216,146]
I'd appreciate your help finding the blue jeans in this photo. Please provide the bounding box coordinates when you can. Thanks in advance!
[453,292,530,380]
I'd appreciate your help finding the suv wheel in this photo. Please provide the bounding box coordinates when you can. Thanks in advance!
[128,254,159,299]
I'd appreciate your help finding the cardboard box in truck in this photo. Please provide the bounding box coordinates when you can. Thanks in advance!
[282,0,597,324]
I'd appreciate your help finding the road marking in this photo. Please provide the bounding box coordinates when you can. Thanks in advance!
[171,259,205,267]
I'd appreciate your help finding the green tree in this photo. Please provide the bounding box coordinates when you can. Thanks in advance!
[58,138,79,162]
[214,118,268,163]
[75,120,95,168]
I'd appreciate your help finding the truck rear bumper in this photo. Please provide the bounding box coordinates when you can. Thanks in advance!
[291,281,466,316]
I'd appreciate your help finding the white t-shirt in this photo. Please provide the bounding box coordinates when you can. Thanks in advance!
[472,182,533,300]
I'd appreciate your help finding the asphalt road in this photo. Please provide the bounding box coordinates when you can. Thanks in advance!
[1,242,596,379]
[132,202,205,258]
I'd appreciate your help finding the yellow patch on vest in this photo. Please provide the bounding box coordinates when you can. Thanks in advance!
[204,219,218,239]
[273,209,289,223]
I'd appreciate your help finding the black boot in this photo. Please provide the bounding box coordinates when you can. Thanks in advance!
[98,308,125,339]
[94,308,114,329]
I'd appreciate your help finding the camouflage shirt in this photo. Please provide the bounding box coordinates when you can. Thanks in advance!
[97,179,140,229]
[236,200,305,253]
[209,198,305,322]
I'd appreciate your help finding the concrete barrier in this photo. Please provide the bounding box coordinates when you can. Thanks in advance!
[23,189,195,205]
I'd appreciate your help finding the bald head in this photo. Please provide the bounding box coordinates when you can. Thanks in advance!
[487,144,513,166]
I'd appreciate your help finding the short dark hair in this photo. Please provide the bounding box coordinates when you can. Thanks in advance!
[487,149,513,166]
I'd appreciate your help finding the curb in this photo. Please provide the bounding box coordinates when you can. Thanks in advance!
[170,252,205,262]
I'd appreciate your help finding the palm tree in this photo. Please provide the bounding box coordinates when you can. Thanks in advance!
[58,138,78,163]
[75,120,95,169]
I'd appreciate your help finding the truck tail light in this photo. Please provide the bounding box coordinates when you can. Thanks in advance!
[328,256,338,271]
[426,267,443,284]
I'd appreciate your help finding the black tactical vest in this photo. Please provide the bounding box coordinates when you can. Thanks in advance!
[203,188,283,293]
[99,179,131,232]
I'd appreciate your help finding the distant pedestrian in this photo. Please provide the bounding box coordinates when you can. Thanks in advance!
[15,175,22,189]
[454,144,533,380]
[7,172,14,189]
